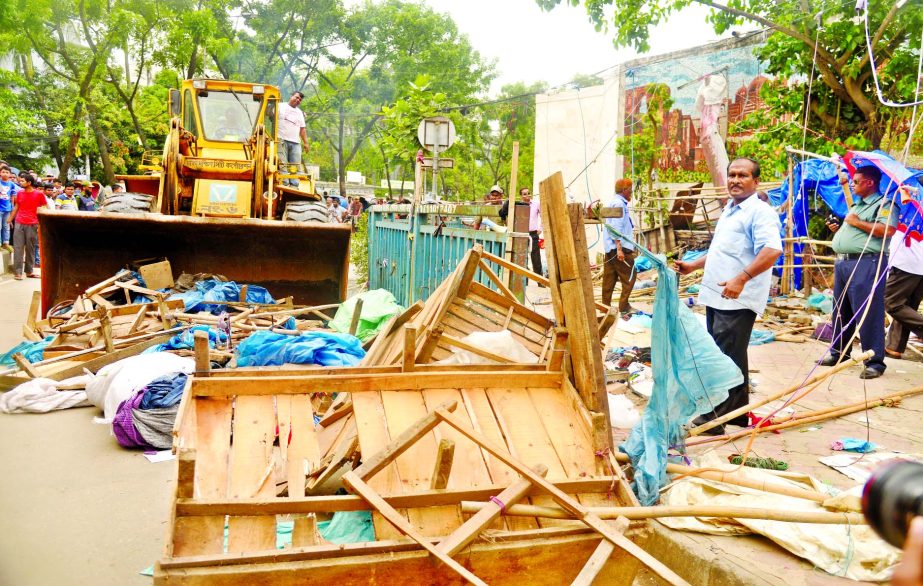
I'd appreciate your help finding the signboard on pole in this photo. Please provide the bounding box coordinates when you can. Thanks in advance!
[417,117,456,151]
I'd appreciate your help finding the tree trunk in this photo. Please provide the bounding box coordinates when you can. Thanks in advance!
[87,105,115,184]
[59,102,84,179]
[337,103,347,198]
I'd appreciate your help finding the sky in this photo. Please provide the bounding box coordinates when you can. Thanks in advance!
[419,0,729,94]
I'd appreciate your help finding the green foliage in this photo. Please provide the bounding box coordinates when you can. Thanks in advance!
[540,0,923,150]
[350,212,369,285]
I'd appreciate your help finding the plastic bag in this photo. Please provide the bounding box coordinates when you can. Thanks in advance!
[168,279,274,314]
[236,330,365,367]
[85,353,195,423]
[606,224,743,505]
[329,289,403,342]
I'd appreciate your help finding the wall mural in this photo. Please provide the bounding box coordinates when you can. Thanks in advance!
[622,40,786,184]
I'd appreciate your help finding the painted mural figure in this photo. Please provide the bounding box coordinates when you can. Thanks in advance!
[695,74,729,188]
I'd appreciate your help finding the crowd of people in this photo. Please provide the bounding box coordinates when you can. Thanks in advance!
[1,160,125,280]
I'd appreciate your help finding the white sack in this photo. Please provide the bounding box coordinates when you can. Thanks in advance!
[0,375,92,413]
[434,330,537,365]
[84,352,194,423]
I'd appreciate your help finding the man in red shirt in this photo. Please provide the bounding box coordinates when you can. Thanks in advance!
[10,173,47,280]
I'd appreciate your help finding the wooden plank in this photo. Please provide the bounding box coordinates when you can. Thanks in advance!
[318,398,353,428]
[468,282,553,334]
[280,394,320,499]
[98,310,115,353]
[227,396,277,553]
[351,391,405,540]
[83,269,132,297]
[291,515,318,548]
[348,298,364,336]
[138,259,174,290]
[378,391,463,536]
[20,324,42,342]
[571,539,616,586]
[127,306,148,335]
[430,438,455,490]
[193,330,210,376]
[540,172,579,282]
[174,478,624,516]
[435,407,690,586]
[477,258,517,302]
[172,397,232,556]
[192,372,563,396]
[402,325,416,372]
[13,353,39,378]
[485,386,574,528]
[342,472,487,586]
[560,279,602,411]
[436,471,541,556]
[26,290,41,329]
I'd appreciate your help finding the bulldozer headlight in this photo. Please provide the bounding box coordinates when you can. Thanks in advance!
[252,85,265,95]
[192,80,207,89]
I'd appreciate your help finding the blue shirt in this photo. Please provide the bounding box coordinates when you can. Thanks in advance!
[603,193,634,252]
[699,194,782,316]
[0,180,19,213]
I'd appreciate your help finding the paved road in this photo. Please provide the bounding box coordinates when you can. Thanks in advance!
[0,275,172,586]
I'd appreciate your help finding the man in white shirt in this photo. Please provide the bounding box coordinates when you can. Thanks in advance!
[278,92,309,187]
[885,187,923,358]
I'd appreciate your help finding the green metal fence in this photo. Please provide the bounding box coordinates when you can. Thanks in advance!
[367,204,507,306]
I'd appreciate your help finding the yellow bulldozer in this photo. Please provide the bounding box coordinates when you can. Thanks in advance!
[40,79,351,315]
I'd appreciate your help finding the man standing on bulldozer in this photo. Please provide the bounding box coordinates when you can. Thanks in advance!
[279,91,309,187]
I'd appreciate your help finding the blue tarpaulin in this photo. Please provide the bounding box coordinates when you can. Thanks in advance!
[145,325,229,353]
[236,330,366,367]
[0,336,54,366]
[606,225,743,506]
[168,279,275,314]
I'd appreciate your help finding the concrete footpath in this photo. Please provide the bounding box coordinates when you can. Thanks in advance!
[0,275,173,586]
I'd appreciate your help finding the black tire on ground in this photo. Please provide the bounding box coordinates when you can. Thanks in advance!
[99,192,157,213]
[282,200,329,223]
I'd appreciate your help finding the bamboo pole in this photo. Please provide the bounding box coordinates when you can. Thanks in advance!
[505,141,520,289]
[459,502,865,525]
[611,452,829,503]
[688,385,923,447]
[690,350,874,436]
[781,155,795,294]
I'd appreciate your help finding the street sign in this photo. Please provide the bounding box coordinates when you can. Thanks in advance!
[420,157,454,169]
[417,117,456,151]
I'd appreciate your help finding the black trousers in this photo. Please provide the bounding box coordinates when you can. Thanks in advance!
[602,249,636,312]
[529,230,543,277]
[700,306,756,426]
[885,267,923,353]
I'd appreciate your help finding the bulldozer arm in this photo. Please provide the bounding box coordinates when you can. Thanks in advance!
[39,210,351,316]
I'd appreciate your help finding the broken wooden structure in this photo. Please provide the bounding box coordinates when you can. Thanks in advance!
[154,171,690,584]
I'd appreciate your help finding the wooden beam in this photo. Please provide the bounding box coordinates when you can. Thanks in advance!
[402,325,416,372]
[174,478,623,517]
[571,539,616,586]
[12,353,39,379]
[194,330,210,376]
[351,401,457,481]
[26,290,41,330]
[430,439,456,490]
[98,310,115,353]
[318,398,353,428]
[192,372,564,397]
[477,259,517,303]
[434,407,690,586]
[437,468,544,557]
[342,472,487,586]
[348,298,364,336]
[84,269,132,296]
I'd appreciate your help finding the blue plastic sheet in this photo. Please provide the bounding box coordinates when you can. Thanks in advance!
[317,511,376,543]
[236,330,366,367]
[606,225,744,506]
[146,325,228,353]
[633,256,653,272]
[681,250,708,262]
[749,330,776,346]
[168,279,275,314]
[0,336,54,366]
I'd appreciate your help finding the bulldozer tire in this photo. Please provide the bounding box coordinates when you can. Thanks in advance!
[282,200,329,223]
[100,192,157,214]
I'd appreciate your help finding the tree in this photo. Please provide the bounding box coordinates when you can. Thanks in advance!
[615,83,673,189]
[538,0,923,148]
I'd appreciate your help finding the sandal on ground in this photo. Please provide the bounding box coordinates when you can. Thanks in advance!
[26,273,40,278]
[885,348,902,359]
[14,274,24,280]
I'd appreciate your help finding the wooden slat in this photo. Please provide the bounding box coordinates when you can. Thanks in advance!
[351,391,405,540]
[279,394,320,499]
[227,396,277,553]
[379,390,464,536]
[172,397,232,556]
[192,371,563,396]
[485,387,575,528]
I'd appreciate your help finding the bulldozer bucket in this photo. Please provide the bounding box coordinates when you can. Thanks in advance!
[39,210,351,316]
